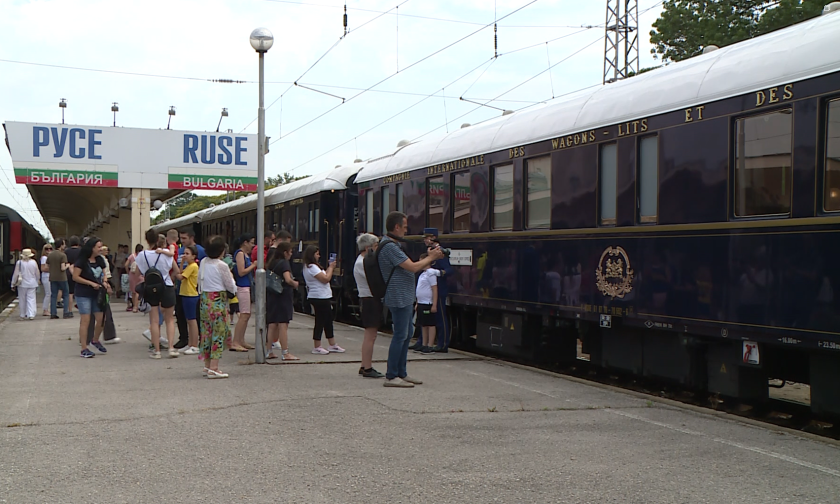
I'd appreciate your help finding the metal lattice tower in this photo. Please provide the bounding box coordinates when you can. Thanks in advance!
[603,0,639,84]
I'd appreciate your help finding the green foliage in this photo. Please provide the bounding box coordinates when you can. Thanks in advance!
[152,172,309,224]
[650,0,825,63]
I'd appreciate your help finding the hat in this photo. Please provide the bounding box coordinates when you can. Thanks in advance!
[423,228,439,237]
[21,249,34,259]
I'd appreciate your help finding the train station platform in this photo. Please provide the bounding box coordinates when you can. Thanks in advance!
[1,296,839,503]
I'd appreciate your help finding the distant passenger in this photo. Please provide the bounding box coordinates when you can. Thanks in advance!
[353,233,384,378]
[136,229,180,359]
[39,244,52,317]
[414,252,442,355]
[47,238,71,319]
[251,229,276,263]
[65,235,82,316]
[266,241,299,361]
[231,234,257,352]
[12,248,40,321]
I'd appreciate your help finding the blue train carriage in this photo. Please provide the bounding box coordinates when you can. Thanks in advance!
[354,9,840,416]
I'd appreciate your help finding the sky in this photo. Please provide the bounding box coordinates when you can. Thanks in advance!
[0,0,664,238]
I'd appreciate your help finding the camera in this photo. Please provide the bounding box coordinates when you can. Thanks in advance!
[438,246,451,257]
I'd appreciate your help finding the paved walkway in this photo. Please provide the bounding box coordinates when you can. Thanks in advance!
[1,298,839,503]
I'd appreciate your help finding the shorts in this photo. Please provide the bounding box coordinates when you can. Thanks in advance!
[76,296,102,315]
[416,303,436,327]
[181,295,199,320]
[146,285,176,308]
[236,286,251,314]
[230,302,239,314]
[360,297,382,329]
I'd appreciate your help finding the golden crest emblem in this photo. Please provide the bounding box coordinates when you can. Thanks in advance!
[595,246,634,298]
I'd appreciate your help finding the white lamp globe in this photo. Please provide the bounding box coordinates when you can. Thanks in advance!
[250,28,274,52]
[153,199,163,210]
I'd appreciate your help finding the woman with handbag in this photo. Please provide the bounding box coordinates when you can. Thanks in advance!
[266,241,299,360]
[71,237,112,358]
[12,248,40,320]
[197,235,237,379]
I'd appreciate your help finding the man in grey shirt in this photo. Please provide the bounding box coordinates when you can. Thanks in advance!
[378,211,444,388]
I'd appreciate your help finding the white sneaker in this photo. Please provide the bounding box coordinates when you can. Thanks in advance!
[183,347,200,355]
[104,338,122,344]
[168,348,179,358]
[271,342,282,350]
[149,351,161,359]
[327,345,346,353]
[160,336,169,347]
[142,329,152,342]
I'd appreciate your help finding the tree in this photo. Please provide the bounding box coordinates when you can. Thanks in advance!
[266,172,308,189]
[650,0,825,63]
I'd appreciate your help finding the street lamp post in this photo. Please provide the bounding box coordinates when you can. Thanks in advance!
[216,108,229,132]
[250,27,273,364]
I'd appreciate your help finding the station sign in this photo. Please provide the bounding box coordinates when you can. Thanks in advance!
[3,122,258,190]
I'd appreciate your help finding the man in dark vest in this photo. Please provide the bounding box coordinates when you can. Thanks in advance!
[422,228,454,352]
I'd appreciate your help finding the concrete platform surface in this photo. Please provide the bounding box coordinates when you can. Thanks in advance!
[1,299,839,503]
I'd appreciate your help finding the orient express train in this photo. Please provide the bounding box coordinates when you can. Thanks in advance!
[0,203,47,293]
[155,8,840,416]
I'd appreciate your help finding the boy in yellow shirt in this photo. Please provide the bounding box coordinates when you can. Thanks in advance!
[176,245,200,355]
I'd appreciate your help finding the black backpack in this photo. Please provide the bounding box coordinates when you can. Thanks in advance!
[363,239,398,300]
[142,251,165,298]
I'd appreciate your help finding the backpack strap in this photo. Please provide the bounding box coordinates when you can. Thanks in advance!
[378,239,399,296]
[152,251,161,268]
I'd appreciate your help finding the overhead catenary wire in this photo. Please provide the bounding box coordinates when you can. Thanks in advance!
[269,0,541,145]
[260,0,599,28]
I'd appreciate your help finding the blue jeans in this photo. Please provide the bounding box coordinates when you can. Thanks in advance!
[386,304,415,380]
[50,281,69,317]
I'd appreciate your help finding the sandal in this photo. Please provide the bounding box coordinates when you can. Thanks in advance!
[281,350,300,361]
[242,343,255,350]
[266,352,278,359]
[228,346,249,352]
[206,369,229,379]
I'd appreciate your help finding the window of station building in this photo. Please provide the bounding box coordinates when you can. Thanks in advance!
[824,99,840,211]
[382,185,390,231]
[365,189,374,232]
[396,183,404,212]
[639,135,659,223]
[427,176,444,231]
[599,143,617,225]
[493,164,514,230]
[452,171,470,232]
[526,156,551,229]
[735,109,792,217]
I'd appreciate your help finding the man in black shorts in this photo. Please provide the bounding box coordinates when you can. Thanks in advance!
[353,233,384,378]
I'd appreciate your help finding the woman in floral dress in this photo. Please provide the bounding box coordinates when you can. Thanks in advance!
[197,236,237,379]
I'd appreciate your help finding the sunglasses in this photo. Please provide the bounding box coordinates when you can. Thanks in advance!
[45,247,53,250]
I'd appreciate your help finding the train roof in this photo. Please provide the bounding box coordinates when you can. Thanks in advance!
[355,11,840,183]
[153,164,362,228]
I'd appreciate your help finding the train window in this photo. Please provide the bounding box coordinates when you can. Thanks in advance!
[526,156,551,229]
[382,186,390,231]
[493,164,514,230]
[308,204,314,233]
[295,206,300,240]
[427,176,444,231]
[600,143,617,225]
[396,183,404,212]
[365,190,374,232]
[824,99,840,211]
[452,171,470,232]
[314,203,320,233]
[735,109,792,216]
[639,135,659,223]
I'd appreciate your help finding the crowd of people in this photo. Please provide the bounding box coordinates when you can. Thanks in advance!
[12,210,449,386]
